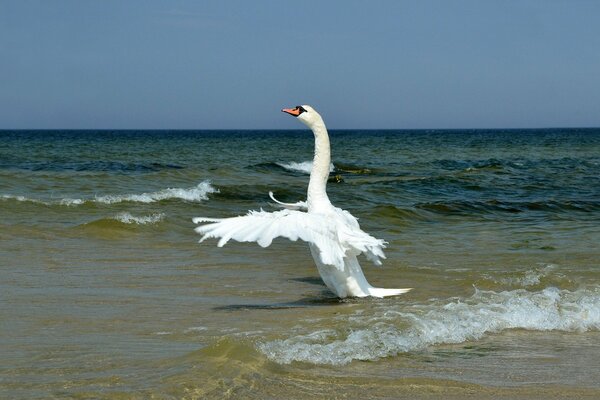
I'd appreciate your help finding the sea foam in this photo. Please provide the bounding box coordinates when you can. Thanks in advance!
[258,286,600,365]
[94,181,217,204]
[1,194,45,204]
[113,212,165,225]
[0,181,217,206]
[277,161,334,174]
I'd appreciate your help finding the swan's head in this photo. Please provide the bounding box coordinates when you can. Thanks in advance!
[282,105,324,128]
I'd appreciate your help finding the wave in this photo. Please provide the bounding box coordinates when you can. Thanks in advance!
[0,161,184,172]
[334,163,378,175]
[416,199,600,215]
[258,286,600,365]
[276,161,334,174]
[94,181,217,204]
[481,264,569,288]
[113,212,165,224]
[370,204,431,224]
[429,157,600,173]
[248,161,375,176]
[0,194,45,204]
[369,199,600,224]
[80,213,165,230]
[432,158,509,172]
[0,181,217,206]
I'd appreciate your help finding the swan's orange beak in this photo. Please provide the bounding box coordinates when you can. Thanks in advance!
[282,107,301,117]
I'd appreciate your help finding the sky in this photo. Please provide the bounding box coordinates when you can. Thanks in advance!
[1,0,599,129]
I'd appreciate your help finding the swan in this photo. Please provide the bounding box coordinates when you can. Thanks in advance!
[193,105,411,298]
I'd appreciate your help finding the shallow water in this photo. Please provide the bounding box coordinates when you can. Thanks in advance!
[1,129,600,398]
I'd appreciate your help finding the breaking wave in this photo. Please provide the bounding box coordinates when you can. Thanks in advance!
[275,161,375,175]
[1,194,44,204]
[79,213,166,230]
[276,161,334,174]
[94,181,217,204]
[0,181,217,206]
[113,212,165,225]
[258,286,600,365]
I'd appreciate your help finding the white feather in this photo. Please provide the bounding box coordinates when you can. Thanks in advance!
[195,208,371,270]
[194,105,411,298]
[268,191,308,210]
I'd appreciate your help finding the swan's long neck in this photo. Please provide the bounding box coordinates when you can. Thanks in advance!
[307,119,332,212]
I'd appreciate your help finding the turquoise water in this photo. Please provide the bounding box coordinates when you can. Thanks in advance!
[1,129,600,398]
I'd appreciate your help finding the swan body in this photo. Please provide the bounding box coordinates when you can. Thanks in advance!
[193,105,411,298]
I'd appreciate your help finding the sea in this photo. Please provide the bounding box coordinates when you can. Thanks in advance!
[1,129,599,399]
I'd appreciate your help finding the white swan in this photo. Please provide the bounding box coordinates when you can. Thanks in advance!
[193,105,411,298]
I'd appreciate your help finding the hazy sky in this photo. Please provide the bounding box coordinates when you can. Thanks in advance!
[1,0,599,129]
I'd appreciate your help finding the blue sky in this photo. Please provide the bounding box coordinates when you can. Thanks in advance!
[1,0,599,129]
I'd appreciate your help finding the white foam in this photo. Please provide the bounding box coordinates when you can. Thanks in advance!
[1,194,45,204]
[95,181,218,204]
[1,194,83,206]
[277,161,334,174]
[258,286,600,365]
[113,212,165,225]
[60,198,85,206]
[0,181,217,206]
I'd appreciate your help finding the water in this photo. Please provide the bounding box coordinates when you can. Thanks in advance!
[1,129,600,398]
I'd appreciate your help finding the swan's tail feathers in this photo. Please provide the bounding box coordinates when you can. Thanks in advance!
[368,287,412,298]
[268,191,308,211]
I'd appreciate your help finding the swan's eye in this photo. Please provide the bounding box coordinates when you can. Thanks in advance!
[296,106,308,114]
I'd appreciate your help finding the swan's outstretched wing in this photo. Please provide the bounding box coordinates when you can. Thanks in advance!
[330,206,387,266]
[193,209,385,270]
